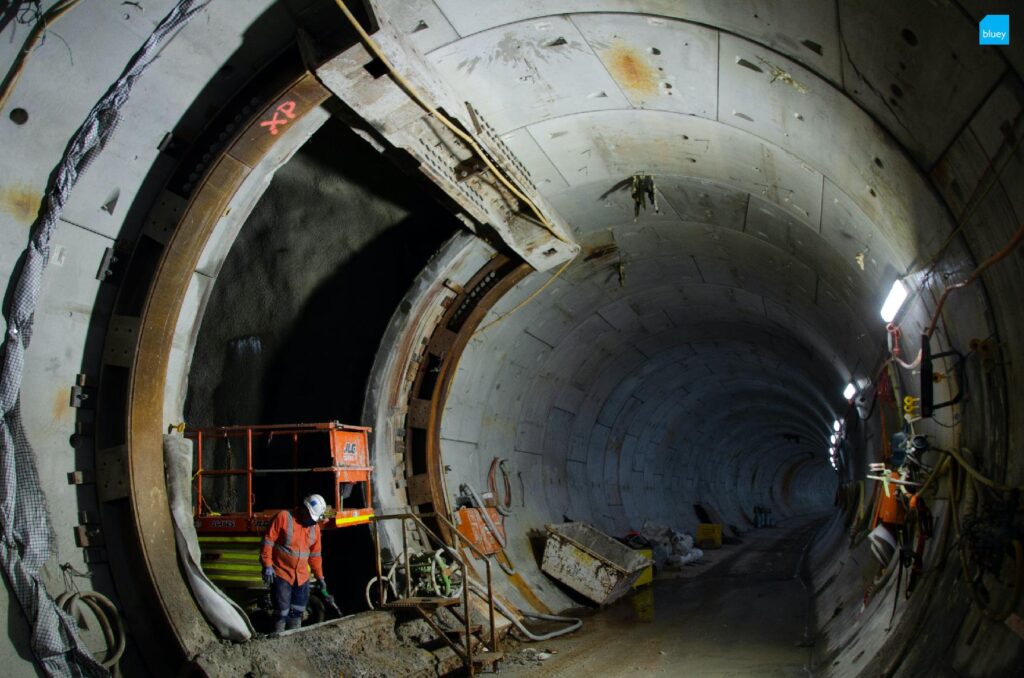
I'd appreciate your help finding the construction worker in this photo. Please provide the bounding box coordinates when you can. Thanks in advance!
[261,493,328,632]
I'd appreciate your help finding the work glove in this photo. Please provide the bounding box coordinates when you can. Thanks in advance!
[262,567,275,586]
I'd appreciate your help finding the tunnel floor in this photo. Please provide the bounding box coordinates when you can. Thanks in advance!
[502,514,829,677]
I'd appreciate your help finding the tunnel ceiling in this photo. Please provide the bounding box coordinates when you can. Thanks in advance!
[328,0,1012,532]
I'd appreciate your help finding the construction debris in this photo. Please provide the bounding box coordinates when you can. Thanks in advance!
[192,612,437,677]
[640,522,704,569]
[542,523,653,604]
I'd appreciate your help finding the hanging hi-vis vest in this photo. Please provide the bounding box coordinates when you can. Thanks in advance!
[261,509,324,585]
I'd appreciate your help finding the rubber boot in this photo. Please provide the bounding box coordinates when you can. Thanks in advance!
[273,617,286,633]
[285,616,302,631]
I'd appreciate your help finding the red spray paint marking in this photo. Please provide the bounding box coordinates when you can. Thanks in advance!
[260,100,297,135]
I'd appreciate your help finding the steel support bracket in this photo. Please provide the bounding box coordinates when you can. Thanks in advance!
[313,20,578,271]
[74,524,105,548]
[70,386,96,410]
[96,239,132,285]
[96,444,129,502]
[67,470,96,485]
[454,156,486,182]
[103,316,141,368]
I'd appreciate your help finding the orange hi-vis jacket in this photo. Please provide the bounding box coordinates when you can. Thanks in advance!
[261,509,324,585]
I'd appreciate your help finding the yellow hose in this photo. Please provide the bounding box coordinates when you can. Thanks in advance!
[332,0,569,245]
[937,447,1024,492]
[475,258,572,335]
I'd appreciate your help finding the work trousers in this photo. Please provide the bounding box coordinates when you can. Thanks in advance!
[271,577,310,620]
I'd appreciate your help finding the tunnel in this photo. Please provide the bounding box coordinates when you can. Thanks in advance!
[0,1,1022,676]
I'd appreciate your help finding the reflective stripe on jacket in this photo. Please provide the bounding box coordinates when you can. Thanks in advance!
[260,509,323,585]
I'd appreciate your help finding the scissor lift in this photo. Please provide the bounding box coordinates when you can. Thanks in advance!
[186,422,373,589]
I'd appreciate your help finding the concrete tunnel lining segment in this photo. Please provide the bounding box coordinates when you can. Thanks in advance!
[0,0,1022,674]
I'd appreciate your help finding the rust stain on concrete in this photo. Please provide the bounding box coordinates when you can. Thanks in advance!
[0,185,42,223]
[53,387,69,423]
[605,42,658,96]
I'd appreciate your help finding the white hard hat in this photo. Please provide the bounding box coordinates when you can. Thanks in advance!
[304,494,327,521]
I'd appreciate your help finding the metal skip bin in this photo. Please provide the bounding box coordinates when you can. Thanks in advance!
[541,523,653,605]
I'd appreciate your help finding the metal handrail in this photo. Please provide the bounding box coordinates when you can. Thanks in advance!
[370,512,499,674]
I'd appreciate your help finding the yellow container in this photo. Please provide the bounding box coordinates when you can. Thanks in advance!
[696,523,723,549]
[631,548,653,588]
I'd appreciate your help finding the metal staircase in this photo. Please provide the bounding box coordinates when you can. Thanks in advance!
[370,512,503,675]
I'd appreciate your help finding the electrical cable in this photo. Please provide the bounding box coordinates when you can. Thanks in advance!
[886,324,922,371]
[54,591,126,670]
[935,447,1024,493]
[475,258,573,335]
[878,221,1022,425]
[0,0,82,113]
[917,113,1024,277]
[467,580,582,641]
[332,0,569,245]
[923,222,1024,338]
[908,457,950,509]
[948,462,1024,622]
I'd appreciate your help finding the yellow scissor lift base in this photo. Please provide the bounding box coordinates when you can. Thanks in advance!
[199,535,264,587]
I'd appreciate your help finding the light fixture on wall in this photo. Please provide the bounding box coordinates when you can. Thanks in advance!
[829,415,845,471]
[880,278,908,322]
[842,382,857,400]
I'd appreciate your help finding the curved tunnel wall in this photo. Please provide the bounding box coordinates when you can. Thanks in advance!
[0,1,1022,676]
[412,2,974,612]
[366,0,1024,670]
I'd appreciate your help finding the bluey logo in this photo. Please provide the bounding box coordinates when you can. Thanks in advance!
[979,15,1009,45]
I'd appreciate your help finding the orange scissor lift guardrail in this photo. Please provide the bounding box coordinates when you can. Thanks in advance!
[186,421,374,535]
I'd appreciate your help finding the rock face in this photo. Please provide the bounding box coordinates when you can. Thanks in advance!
[183,116,458,610]
[186,116,457,433]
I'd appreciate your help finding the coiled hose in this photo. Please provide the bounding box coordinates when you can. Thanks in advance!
[54,590,126,670]
[468,579,582,641]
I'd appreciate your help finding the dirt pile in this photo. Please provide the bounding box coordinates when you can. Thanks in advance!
[193,611,437,677]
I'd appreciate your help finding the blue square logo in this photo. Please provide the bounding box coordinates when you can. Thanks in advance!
[979,15,1010,45]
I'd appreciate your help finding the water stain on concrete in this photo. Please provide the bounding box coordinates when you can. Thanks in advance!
[583,242,619,262]
[605,42,658,97]
[458,31,588,75]
[0,184,42,223]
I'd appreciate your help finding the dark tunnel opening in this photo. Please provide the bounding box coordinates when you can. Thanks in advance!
[184,115,461,620]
